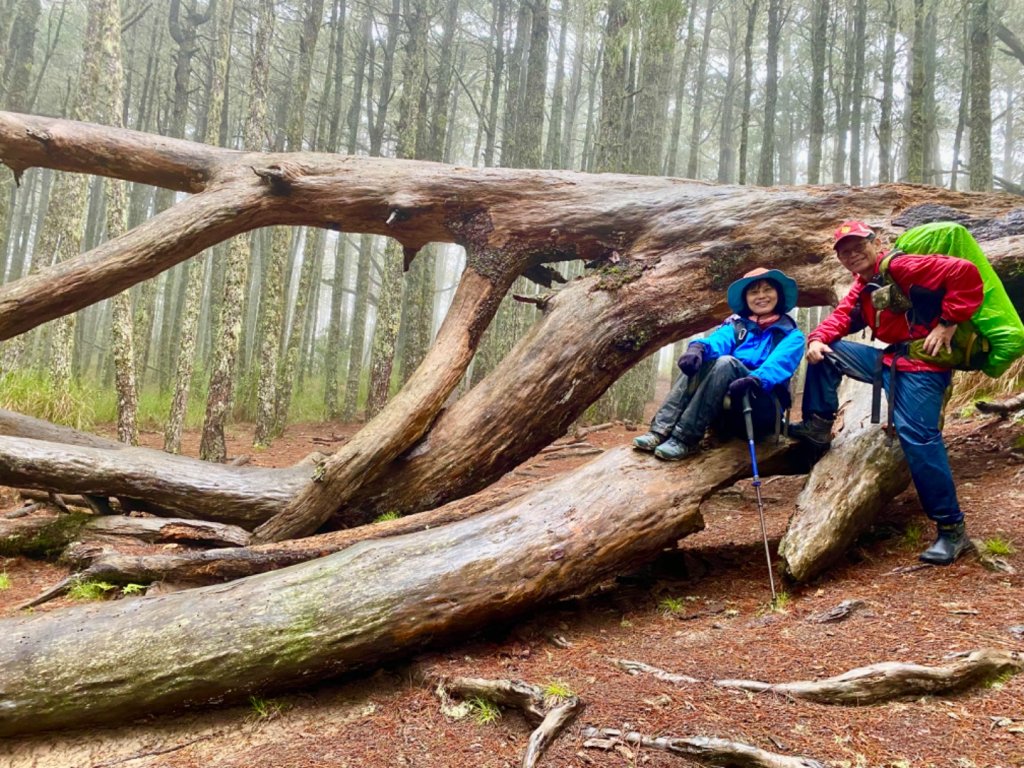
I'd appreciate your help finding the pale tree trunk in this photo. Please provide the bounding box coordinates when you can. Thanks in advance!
[366,0,429,416]
[757,0,782,186]
[165,0,234,453]
[716,8,739,184]
[342,234,374,419]
[545,0,568,169]
[483,0,507,169]
[877,0,897,183]
[806,0,828,184]
[594,0,629,174]
[737,0,758,184]
[632,0,683,177]
[666,0,699,176]
[269,0,326,433]
[686,0,716,179]
[969,0,992,191]
[951,11,970,191]
[516,0,548,170]
[831,8,853,184]
[905,0,928,182]
[94,0,138,445]
[848,0,867,186]
[43,2,107,393]
[199,0,274,462]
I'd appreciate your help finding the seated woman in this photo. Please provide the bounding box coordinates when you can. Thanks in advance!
[634,267,804,460]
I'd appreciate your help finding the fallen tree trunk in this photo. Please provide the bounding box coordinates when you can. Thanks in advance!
[21,479,537,602]
[0,435,308,528]
[0,441,793,736]
[3,111,1023,535]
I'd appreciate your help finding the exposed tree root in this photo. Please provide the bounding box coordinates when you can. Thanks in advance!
[614,649,1023,704]
[975,392,1024,417]
[582,727,826,768]
[435,676,583,768]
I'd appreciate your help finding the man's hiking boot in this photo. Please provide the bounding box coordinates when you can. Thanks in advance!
[788,414,835,448]
[654,437,698,461]
[919,522,972,565]
[633,432,667,452]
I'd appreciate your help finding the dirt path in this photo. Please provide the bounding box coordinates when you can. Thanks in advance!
[1,417,1022,768]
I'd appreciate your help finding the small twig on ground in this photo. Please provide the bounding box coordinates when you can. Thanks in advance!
[582,727,826,768]
[3,503,38,519]
[804,598,865,624]
[613,659,700,684]
[573,422,615,439]
[228,454,252,466]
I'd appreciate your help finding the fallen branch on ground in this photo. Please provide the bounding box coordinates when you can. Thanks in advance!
[975,392,1024,417]
[613,649,1022,704]
[436,676,583,768]
[581,727,825,768]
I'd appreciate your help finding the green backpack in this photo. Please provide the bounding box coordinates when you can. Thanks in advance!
[869,222,1024,378]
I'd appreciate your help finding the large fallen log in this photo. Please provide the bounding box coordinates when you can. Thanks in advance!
[0,435,308,528]
[0,441,793,736]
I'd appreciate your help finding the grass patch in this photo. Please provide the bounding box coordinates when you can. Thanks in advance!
[0,370,96,429]
[374,511,401,523]
[121,583,147,595]
[0,572,10,590]
[658,596,685,615]
[984,670,1018,689]
[248,695,284,720]
[899,521,926,551]
[980,537,1015,557]
[68,580,118,601]
[543,680,574,699]
[468,696,501,725]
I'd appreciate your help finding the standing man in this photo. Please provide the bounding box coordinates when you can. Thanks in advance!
[789,221,984,565]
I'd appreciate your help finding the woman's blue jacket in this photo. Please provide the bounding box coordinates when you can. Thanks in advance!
[693,314,805,393]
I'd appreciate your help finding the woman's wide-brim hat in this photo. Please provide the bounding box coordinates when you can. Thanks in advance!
[726,267,799,315]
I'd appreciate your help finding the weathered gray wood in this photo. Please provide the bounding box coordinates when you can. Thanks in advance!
[0,442,786,736]
[778,377,911,582]
[0,436,309,528]
[715,649,1023,704]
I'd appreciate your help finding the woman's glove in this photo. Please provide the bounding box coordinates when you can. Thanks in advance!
[677,344,704,376]
[727,375,761,400]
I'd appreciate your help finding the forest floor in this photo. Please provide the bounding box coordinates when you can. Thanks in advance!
[0,412,1023,768]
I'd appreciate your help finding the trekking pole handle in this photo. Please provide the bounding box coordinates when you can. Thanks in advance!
[742,392,761,485]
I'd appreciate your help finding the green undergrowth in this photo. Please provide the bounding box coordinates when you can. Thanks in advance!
[0,572,10,590]
[979,537,1015,557]
[468,696,501,725]
[67,580,118,601]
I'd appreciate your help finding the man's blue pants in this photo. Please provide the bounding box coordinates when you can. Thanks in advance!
[801,340,962,525]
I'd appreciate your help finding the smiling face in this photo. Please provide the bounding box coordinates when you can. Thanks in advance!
[835,235,880,279]
[744,279,780,316]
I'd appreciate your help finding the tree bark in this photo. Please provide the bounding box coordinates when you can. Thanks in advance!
[0,441,781,736]
[778,378,911,582]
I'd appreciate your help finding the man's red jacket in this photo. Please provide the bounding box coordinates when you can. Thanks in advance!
[809,251,984,372]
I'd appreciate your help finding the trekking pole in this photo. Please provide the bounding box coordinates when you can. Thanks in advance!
[742,392,778,603]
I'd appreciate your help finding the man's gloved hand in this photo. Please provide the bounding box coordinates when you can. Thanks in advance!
[727,375,761,401]
[677,344,704,376]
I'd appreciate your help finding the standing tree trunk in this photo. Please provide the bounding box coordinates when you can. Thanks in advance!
[686,0,716,179]
[806,0,828,184]
[905,0,929,183]
[877,0,897,183]
[737,0,758,184]
[848,0,867,186]
[757,0,782,186]
[199,0,274,462]
[165,0,235,453]
[969,0,992,191]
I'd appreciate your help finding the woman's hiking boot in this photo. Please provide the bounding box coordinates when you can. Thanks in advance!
[788,414,835,448]
[919,521,972,565]
[654,437,698,461]
[633,432,667,452]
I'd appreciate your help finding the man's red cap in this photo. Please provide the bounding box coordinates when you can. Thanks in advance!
[833,220,875,249]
